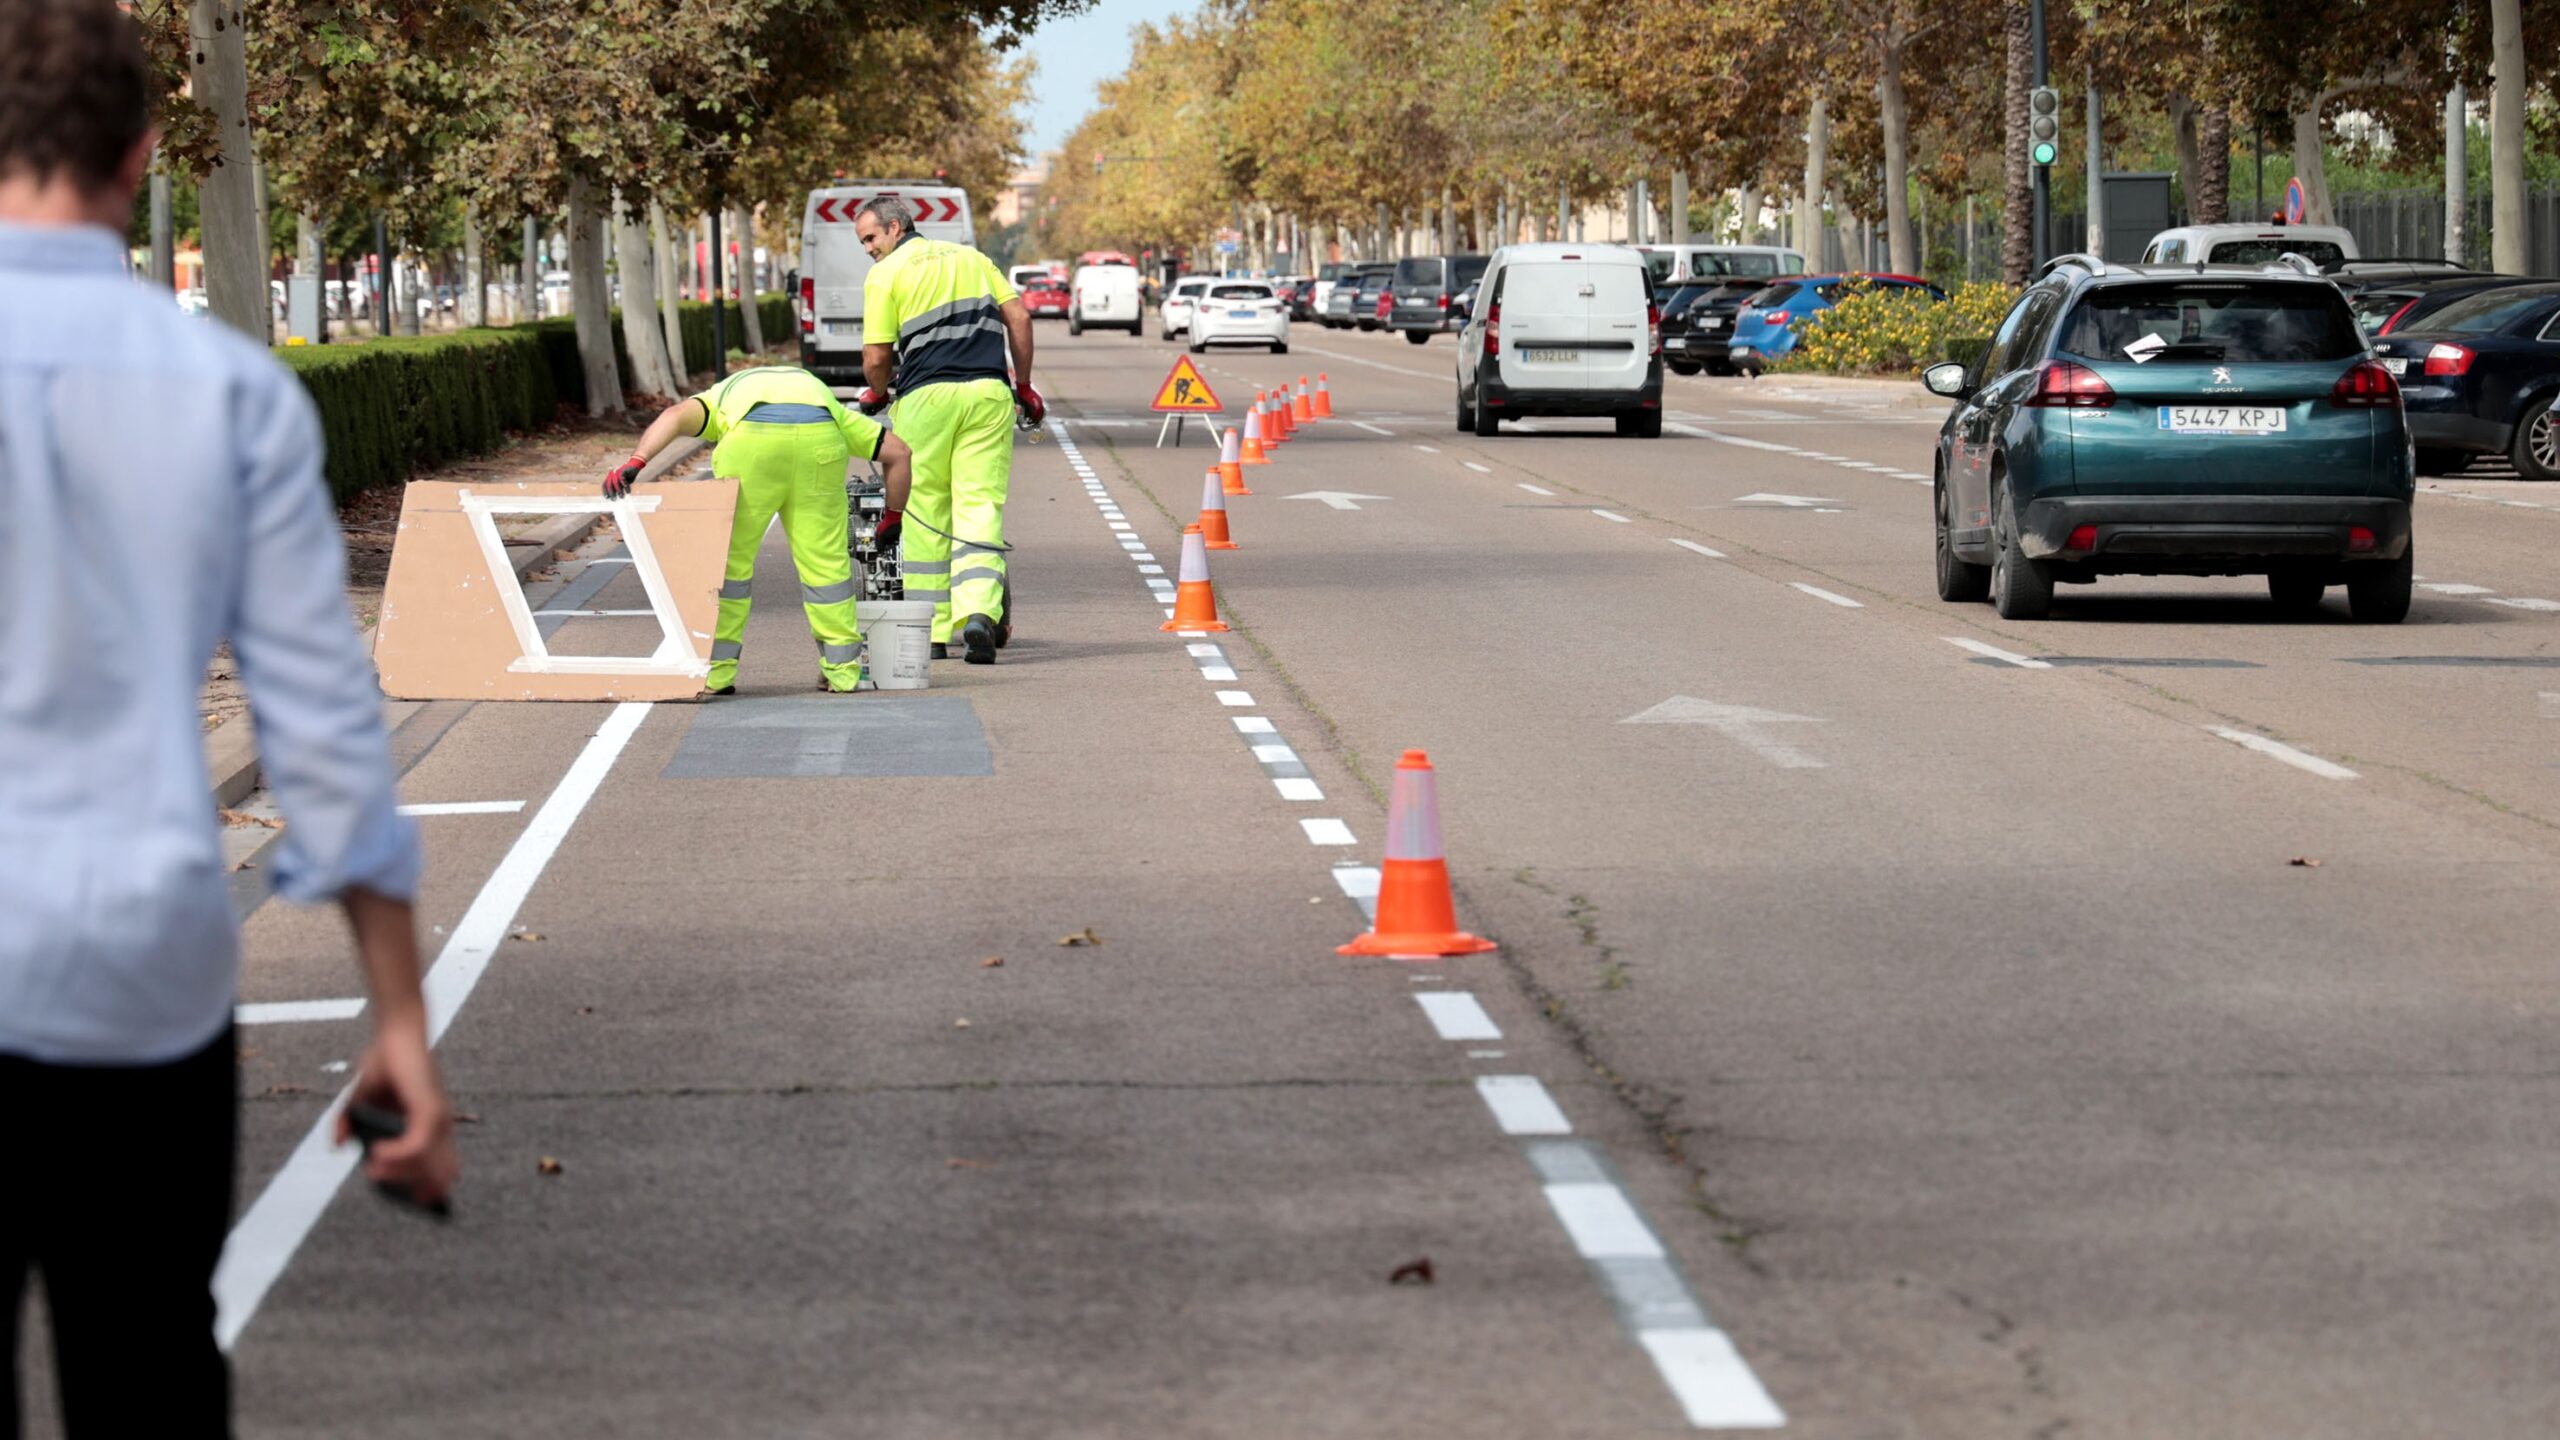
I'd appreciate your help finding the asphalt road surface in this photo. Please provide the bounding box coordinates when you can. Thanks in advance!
[73,323,2560,1438]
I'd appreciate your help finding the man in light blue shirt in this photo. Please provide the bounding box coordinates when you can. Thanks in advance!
[0,4,456,1433]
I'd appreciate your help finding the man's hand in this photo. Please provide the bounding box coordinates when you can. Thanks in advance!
[1013,380,1045,428]
[857,387,891,417]
[603,451,648,499]
[336,1018,458,1208]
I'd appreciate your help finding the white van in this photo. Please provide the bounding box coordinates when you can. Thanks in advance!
[1634,244,1808,287]
[2140,223,2360,267]
[1454,244,1661,437]
[1070,264,1143,335]
[798,180,976,384]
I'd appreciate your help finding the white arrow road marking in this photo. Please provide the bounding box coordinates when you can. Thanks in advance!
[1623,696,1828,769]
[1733,492,1839,508]
[1283,491,1391,510]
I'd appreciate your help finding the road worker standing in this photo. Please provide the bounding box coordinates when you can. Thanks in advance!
[606,365,912,694]
[852,195,1041,663]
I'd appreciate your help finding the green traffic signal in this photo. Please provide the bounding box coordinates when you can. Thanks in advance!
[2032,141,2057,166]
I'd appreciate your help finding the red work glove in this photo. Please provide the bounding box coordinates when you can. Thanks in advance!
[602,452,647,500]
[857,387,891,416]
[875,508,903,550]
[1013,381,1045,428]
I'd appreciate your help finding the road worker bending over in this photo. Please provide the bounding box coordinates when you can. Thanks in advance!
[606,365,912,694]
[852,194,1042,664]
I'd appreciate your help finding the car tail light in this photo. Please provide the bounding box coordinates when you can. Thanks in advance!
[2024,359,2115,408]
[2330,360,2399,407]
[1647,301,1661,357]
[2064,524,2098,553]
[2376,297,2421,335]
[1484,301,1501,358]
[1437,293,1450,310]
[799,276,815,336]
[2348,526,2378,552]
[2423,342,2474,377]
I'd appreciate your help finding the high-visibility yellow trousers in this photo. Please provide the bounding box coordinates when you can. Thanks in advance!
[708,420,864,692]
[893,378,1015,643]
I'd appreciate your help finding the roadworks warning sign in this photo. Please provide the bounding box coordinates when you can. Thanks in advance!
[1151,356,1223,412]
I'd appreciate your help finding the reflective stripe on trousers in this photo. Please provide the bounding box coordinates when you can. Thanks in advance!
[708,421,865,691]
[893,378,1015,642]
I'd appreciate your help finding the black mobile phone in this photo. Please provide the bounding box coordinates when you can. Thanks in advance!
[346,1102,452,1221]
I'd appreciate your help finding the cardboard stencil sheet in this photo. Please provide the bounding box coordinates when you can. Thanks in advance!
[374,479,739,701]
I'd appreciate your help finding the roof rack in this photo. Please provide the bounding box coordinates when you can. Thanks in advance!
[2034,252,2108,280]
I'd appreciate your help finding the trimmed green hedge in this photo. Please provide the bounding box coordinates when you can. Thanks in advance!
[279,293,795,501]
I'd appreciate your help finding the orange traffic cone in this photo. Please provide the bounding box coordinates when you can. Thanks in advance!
[1219,426,1253,494]
[1159,525,1229,633]
[1276,387,1299,439]
[1291,375,1313,423]
[1240,407,1270,465]
[1258,391,1284,445]
[1312,373,1334,418]
[1198,468,1238,549]
[1338,750,1497,959]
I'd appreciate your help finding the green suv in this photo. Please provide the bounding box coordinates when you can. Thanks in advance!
[1926,256,2415,622]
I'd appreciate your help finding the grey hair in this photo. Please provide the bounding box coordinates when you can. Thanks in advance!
[854,195,916,237]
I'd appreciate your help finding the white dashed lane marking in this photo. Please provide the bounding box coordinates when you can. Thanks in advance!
[1669,539,1726,559]
[1790,583,1864,608]
[2206,726,2359,780]
[1477,1075,1573,1135]
[1518,483,1555,496]
[1592,509,1634,524]
[1416,991,1503,1041]
[1944,637,2052,668]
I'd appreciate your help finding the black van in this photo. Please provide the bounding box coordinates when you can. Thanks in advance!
[1389,254,1489,343]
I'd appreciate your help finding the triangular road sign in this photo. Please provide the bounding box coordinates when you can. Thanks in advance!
[1151,356,1223,413]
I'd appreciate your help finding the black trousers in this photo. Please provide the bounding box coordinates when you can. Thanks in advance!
[2,1025,235,1440]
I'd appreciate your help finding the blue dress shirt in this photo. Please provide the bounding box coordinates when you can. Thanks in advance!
[0,222,419,1065]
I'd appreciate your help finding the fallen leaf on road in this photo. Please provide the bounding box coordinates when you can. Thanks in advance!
[577,1006,594,1015]
[953,1017,972,1029]
[945,1157,987,1170]
[1388,1257,1435,1286]
[509,929,545,942]
[1058,927,1101,947]
[455,1113,482,1125]
[981,956,1005,968]
[217,809,283,829]
[260,1083,311,1097]
[537,1156,564,1176]
[2288,857,2323,868]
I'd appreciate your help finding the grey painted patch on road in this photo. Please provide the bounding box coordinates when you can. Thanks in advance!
[2343,656,2560,668]
[666,694,993,778]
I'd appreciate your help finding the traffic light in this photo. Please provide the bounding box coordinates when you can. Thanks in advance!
[2028,86,2061,168]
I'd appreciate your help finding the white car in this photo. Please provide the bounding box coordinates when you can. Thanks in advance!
[1160,276,1216,339]
[1187,281,1289,354]
[2139,223,2360,267]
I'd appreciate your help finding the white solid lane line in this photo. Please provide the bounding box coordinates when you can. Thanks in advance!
[1638,1330,1790,1429]
[1351,421,1396,436]
[1592,509,1634,524]
[216,700,652,1350]
[1663,420,1799,452]
[1518,482,1556,496]
[2419,582,2492,595]
[1477,1075,1573,1135]
[235,998,365,1025]
[1543,1182,1662,1258]
[1669,538,1727,559]
[1301,818,1358,846]
[1790,583,1864,608]
[1943,637,2053,669]
[2205,726,2359,780]
[1417,991,1503,1041]
[398,800,527,817]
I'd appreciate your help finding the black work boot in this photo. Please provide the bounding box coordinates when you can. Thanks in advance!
[931,642,949,660]
[961,614,998,665]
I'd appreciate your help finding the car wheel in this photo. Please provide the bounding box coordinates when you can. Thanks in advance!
[2267,572,2327,614]
[1456,384,1475,434]
[1404,330,1430,345]
[1273,342,1288,355]
[1068,316,1083,336]
[1934,479,1989,602]
[2347,548,2414,623]
[2415,446,2471,477]
[1160,329,1175,341]
[1667,360,1701,376]
[1478,405,1503,436]
[1189,341,1206,354]
[1988,473,2053,620]
[2510,396,2560,481]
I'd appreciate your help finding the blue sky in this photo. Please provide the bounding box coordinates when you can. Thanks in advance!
[1018,0,1197,157]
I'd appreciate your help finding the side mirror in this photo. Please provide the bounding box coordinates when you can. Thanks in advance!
[1922,361,1972,399]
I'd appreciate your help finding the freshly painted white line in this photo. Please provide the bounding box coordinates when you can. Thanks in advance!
[2206,726,2358,780]
[1137,564,1164,575]
[1201,665,1238,682]
[1943,637,2052,669]
[1464,461,1493,474]
[1593,509,1634,524]
[1636,1329,1789,1429]
[2487,596,2560,611]
[1301,818,1358,846]
[1791,583,1863,608]
[1233,716,1277,734]
[1414,444,1440,453]
[1109,521,1132,530]
[2419,582,2492,595]
[1251,743,1299,764]
[1543,1182,1663,1258]
[1351,421,1396,436]
[1518,483,1556,496]
[1477,1075,1572,1135]
[1216,689,1255,706]
[1331,865,1381,904]
[1664,420,1799,452]
[235,998,365,1025]
[1836,461,1890,470]
[397,800,527,817]
[1177,630,1209,638]
[1416,992,1502,1041]
[532,608,658,617]
[1669,538,1727,559]
[216,700,651,1351]
[1187,643,1223,657]
[1274,777,1325,801]
[1130,552,1155,562]
[1467,1048,1507,1059]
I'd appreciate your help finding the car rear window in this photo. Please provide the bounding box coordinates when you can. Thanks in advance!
[1644,252,1678,284]
[1210,285,1271,301]
[2204,238,2351,266]
[2412,283,2560,335]
[1395,257,1445,287]
[1746,283,1801,309]
[2348,290,2413,335]
[2056,282,2364,363]
[1451,256,1488,286]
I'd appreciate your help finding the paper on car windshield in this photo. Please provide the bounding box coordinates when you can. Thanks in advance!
[2124,333,2166,363]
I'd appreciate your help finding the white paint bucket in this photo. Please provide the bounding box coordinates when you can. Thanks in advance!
[855,600,936,690]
